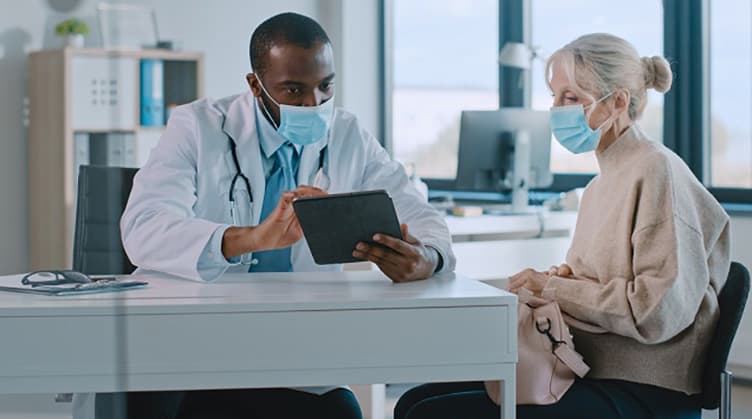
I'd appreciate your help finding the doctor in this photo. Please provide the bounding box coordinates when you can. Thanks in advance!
[106,11,454,419]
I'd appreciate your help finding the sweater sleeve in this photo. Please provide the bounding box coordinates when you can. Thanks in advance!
[543,215,711,344]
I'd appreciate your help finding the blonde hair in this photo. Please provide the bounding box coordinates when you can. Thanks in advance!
[545,33,673,120]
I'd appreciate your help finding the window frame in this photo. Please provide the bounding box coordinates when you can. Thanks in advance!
[665,0,752,204]
[381,0,752,204]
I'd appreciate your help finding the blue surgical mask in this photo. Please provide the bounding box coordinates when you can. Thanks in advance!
[550,91,614,154]
[256,78,334,146]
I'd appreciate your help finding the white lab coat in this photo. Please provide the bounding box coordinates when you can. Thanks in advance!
[73,92,455,418]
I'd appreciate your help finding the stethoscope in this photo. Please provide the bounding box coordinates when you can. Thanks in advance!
[226,135,329,223]
[226,136,328,266]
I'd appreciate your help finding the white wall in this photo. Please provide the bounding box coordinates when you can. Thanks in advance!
[319,0,382,137]
[0,0,319,274]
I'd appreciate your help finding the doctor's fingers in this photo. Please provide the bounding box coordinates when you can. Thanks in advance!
[293,185,328,198]
[354,242,398,261]
[280,191,297,205]
[400,224,421,245]
[267,196,298,224]
[352,248,400,270]
[372,234,418,257]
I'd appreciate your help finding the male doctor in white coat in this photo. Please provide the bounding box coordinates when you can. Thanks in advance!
[77,11,455,419]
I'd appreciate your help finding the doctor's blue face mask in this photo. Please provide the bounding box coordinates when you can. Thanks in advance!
[255,76,334,146]
[549,91,615,154]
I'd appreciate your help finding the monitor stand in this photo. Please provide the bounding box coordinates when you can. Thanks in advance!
[486,130,540,215]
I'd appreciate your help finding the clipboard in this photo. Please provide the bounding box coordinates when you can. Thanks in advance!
[0,278,148,296]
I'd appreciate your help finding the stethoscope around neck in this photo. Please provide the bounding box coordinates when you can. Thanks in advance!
[226,135,328,266]
[226,135,329,216]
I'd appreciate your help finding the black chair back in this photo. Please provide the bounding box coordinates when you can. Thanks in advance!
[700,261,750,409]
[73,165,138,275]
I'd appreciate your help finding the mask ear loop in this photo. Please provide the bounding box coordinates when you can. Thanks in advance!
[253,73,282,130]
[584,90,618,132]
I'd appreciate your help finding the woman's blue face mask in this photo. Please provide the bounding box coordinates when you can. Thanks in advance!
[256,77,334,146]
[549,91,614,154]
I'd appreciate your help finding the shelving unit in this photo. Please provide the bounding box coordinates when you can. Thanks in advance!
[27,48,204,270]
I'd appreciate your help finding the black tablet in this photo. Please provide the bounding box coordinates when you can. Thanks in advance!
[293,190,404,265]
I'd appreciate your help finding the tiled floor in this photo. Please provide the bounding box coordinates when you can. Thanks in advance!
[1,384,751,418]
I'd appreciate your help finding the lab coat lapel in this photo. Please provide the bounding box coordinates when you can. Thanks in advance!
[221,92,265,225]
[298,137,328,187]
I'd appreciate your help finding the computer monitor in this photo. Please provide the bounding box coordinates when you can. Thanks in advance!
[456,108,553,192]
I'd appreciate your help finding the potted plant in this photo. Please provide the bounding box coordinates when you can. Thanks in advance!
[55,18,89,48]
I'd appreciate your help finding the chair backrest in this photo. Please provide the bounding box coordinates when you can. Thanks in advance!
[700,261,751,409]
[73,165,139,275]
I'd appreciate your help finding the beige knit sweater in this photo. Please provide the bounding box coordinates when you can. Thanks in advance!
[542,125,730,395]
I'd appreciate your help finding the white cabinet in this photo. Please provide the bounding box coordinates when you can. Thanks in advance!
[71,55,137,130]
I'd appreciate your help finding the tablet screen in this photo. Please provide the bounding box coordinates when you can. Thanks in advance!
[293,190,403,265]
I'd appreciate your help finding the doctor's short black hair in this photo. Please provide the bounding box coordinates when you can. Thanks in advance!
[250,12,331,75]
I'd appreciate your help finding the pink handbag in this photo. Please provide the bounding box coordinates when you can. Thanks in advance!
[485,288,590,406]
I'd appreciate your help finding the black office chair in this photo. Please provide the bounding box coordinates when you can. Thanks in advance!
[73,165,138,275]
[58,166,139,415]
[700,261,750,419]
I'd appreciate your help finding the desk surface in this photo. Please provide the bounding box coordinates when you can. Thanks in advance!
[0,270,514,316]
[0,269,518,418]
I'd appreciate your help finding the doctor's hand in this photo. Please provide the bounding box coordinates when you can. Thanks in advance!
[222,186,327,258]
[255,185,328,250]
[352,224,440,283]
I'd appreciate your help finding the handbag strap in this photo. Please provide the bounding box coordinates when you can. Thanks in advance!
[518,288,591,377]
[554,344,590,378]
[533,313,591,379]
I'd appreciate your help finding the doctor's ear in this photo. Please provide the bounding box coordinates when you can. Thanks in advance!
[246,73,262,97]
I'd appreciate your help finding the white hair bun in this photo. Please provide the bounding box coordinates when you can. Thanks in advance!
[641,56,673,93]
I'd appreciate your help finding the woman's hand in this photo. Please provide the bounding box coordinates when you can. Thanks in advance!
[508,268,550,296]
[546,263,573,277]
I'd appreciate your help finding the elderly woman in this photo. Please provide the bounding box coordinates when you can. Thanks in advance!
[394,33,730,419]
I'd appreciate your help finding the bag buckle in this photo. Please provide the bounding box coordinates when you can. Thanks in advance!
[535,318,566,353]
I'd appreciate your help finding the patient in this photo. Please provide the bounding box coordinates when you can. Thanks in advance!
[394,33,731,419]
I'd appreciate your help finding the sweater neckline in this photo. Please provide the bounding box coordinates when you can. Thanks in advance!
[595,125,641,172]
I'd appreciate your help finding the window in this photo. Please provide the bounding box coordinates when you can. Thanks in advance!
[386,0,751,202]
[391,0,499,179]
[390,0,664,183]
[530,0,664,174]
[709,0,752,188]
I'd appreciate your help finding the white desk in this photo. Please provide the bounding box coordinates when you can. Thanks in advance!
[0,271,518,419]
